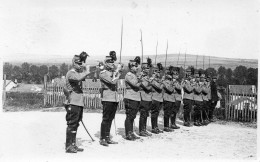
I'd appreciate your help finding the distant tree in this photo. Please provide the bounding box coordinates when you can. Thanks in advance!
[11,66,22,82]
[205,67,217,78]
[233,65,247,85]
[225,68,233,85]
[217,66,227,87]
[21,62,31,83]
[30,65,41,84]
[60,63,69,77]
[247,68,258,87]
[49,65,59,80]
[39,65,48,82]
[3,62,12,80]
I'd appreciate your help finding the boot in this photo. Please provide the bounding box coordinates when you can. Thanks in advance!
[99,139,109,146]
[144,117,152,136]
[65,127,77,153]
[131,132,141,139]
[164,117,169,128]
[170,113,180,129]
[163,127,173,132]
[71,130,84,152]
[125,118,131,138]
[106,137,118,144]
[100,123,109,146]
[155,117,163,133]
[139,117,145,135]
[125,131,135,141]
[139,130,148,137]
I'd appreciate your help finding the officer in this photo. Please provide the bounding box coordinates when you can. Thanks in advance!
[209,75,218,122]
[162,68,175,132]
[206,75,212,122]
[171,67,182,129]
[150,63,164,134]
[124,59,141,141]
[99,51,122,146]
[201,72,210,125]
[182,68,194,127]
[138,62,153,137]
[64,52,91,153]
[193,70,203,126]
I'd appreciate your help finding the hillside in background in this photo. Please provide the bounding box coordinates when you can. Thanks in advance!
[3,53,258,69]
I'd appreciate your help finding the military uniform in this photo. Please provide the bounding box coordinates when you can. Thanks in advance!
[171,79,182,129]
[139,75,153,137]
[183,78,194,127]
[201,77,210,125]
[99,68,120,146]
[65,53,90,153]
[162,78,175,132]
[150,77,164,133]
[124,67,141,140]
[193,81,203,126]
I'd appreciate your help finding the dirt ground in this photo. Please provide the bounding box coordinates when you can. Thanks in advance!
[0,110,257,162]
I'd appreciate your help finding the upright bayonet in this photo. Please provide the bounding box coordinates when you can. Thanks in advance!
[155,40,158,65]
[119,18,123,63]
[140,29,143,64]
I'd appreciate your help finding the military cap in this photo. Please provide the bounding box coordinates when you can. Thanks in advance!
[134,56,141,65]
[104,56,114,63]
[79,51,89,63]
[72,55,82,65]
[128,60,138,69]
[109,51,117,61]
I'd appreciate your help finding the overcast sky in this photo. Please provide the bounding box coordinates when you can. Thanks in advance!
[0,0,259,61]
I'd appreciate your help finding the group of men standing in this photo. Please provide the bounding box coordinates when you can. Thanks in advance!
[63,51,219,153]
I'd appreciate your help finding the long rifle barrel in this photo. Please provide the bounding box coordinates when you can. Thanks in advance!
[203,55,205,70]
[196,55,198,69]
[177,51,180,66]
[140,29,143,64]
[165,40,168,68]
[155,40,158,65]
[119,18,123,63]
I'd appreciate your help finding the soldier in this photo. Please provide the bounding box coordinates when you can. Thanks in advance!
[138,63,153,137]
[193,70,203,126]
[64,52,91,153]
[182,68,194,127]
[150,63,164,134]
[209,75,218,122]
[162,68,175,132]
[124,59,141,141]
[201,72,210,125]
[99,51,122,146]
[171,67,182,129]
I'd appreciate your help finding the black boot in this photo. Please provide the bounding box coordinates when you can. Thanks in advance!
[126,131,135,141]
[163,117,173,132]
[139,117,147,137]
[125,118,135,141]
[106,121,118,144]
[65,127,77,153]
[170,113,180,129]
[151,117,159,134]
[100,123,109,146]
[143,117,152,136]
[71,130,84,152]
[155,117,163,133]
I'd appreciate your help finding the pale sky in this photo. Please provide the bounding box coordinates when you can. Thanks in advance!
[0,0,259,61]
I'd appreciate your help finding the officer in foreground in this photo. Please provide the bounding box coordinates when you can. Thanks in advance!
[171,67,182,129]
[139,62,153,137]
[99,51,122,146]
[64,52,91,153]
[124,59,141,141]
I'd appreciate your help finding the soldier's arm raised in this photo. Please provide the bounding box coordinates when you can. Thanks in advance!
[125,73,141,89]
[100,71,118,85]
[151,80,163,91]
[67,70,92,83]
[163,81,174,94]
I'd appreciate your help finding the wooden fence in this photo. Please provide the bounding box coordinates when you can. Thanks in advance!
[44,79,126,110]
[225,85,257,122]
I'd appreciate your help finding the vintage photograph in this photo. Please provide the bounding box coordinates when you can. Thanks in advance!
[0,0,258,161]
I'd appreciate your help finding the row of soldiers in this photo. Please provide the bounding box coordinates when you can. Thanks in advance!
[64,51,219,153]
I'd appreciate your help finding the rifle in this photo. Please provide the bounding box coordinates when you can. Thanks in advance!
[164,40,168,78]
[155,40,158,65]
[177,51,180,66]
[196,54,198,69]
[140,29,143,64]
[119,18,123,63]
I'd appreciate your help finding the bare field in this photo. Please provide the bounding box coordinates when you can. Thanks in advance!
[0,110,257,162]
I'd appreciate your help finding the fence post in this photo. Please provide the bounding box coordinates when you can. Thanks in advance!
[2,74,6,112]
[43,75,47,106]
